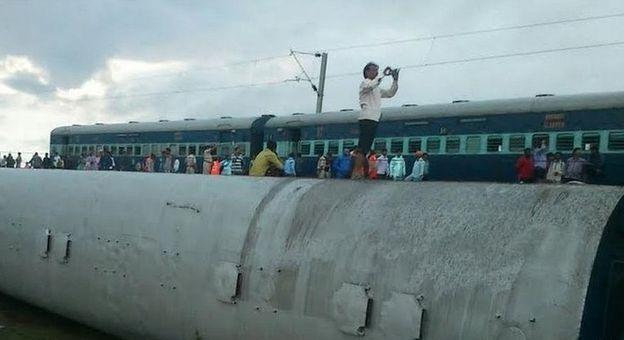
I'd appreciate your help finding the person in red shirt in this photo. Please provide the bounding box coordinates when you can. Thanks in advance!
[516,148,535,183]
[367,150,378,179]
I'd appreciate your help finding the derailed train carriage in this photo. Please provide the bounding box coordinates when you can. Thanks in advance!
[51,91,624,183]
[0,172,622,339]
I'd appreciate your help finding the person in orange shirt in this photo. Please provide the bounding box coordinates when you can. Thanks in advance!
[367,150,378,179]
[210,157,222,175]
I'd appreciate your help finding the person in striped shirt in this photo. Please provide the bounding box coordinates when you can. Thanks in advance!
[230,146,245,175]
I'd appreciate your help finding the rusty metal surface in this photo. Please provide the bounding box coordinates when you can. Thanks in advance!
[0,169,622,340]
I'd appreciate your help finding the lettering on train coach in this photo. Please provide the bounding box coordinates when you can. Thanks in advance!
[544,114,565,128]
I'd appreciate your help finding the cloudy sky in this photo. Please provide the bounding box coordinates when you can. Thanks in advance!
[0,0,623,155]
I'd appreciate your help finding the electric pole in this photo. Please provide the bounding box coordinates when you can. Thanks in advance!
[315,52,328,113]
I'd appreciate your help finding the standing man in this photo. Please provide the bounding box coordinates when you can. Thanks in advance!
[202,146,214,175]
[516,148,534,183]
[15,152,22,168]
[532,139,548,183]
[358,62,399,155]
[230,146,245,176]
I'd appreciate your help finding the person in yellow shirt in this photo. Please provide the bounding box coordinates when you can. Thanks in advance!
[249,140,283,176]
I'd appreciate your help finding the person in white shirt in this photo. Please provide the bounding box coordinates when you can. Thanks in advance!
[358,62,399,155]
[546,152,565,183]
[376,148,389,178]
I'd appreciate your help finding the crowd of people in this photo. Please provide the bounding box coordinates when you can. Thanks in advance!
[0,152,64,169]
[516,140,604,184]
[248,140,430,181]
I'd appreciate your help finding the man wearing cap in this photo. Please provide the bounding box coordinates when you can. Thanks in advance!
[358,62,399,155]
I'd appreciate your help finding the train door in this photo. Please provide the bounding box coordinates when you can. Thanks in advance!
[250,115,274,159]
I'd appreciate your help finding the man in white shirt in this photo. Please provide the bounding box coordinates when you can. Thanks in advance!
[358,62,399,155]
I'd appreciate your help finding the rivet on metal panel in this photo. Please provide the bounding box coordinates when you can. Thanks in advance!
[529,317,536,323]
[259,267,263,271]
[495,313,502,319]
[273,309,278,314]
[255,306,260,311]
[277,269,282,273]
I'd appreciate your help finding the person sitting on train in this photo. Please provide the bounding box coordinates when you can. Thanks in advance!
[563,148,588,183]
[332,148,353,179]
[532,139,548,183]
[358,62,399,156]
[249,140,283,177]
[516,148,534,183]
[546,152,565,183]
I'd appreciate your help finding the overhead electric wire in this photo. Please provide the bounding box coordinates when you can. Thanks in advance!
[324,12,624,52]
[114,11,624,83]
[322,40,624,80]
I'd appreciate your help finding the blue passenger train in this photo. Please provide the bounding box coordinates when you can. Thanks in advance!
[51,91,624,185]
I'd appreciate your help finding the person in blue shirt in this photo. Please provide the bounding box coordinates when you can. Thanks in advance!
[332,148,353,179]
[284,153,297,177]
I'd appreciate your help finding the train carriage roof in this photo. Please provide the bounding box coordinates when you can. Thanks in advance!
[264,91,624,128]
[51,116,259,136]
[52,91,624,136]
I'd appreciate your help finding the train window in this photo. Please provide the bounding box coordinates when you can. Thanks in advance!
[445,137,460,153]
[532,133,549,148]
[126,145,132,155]
[328,141,339,154]
[608,132,624,151]
[582,133,600,150]
[466,136,481,153]
[509,135,526,152]
[343,139,356,152]
[82,146,88,154]
[313,141,325,155]
[220,143,233,157]
[179,145,187,156]
[134,146,141,156]
[66,146,73,156]
[199,144,209,155]
[373,139,387,152]
[188,145,197,155]
[118,146,126,155]
[237,144,247,156]
[168,144,178,156]
[151,144,161,154]
[88,145,95,153]
[408,138,422,153]
[111,146,118,155]
[555,133,574,151]
[426,137,440,154]
[487,136,503,152]
[300,142,311,156]
[390,138,404,154]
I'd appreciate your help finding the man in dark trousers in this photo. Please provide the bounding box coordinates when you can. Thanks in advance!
[358,62,399,155]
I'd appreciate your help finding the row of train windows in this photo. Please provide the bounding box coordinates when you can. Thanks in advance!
[63,143,248,157]
[299,131,624,155]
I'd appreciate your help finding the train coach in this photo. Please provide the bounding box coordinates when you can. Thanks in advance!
[51,91,624,184]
